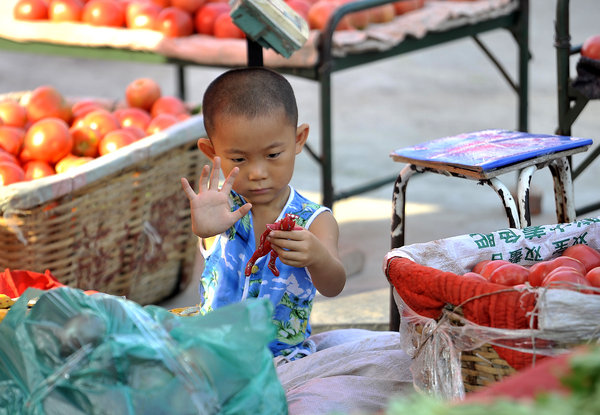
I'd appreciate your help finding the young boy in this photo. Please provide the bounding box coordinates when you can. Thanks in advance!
[181,67,346,362]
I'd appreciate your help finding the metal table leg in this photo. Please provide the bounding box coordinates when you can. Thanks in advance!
[487,177,521,229]
[389,165,417,331]
[548,156,576,223]
[517,165,537,227]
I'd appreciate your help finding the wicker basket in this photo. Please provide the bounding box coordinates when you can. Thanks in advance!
[0,102,208,305]
[386,218,600,399]
[444,308,517,393]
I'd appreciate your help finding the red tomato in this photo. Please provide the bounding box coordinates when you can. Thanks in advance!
[542,268,591,292]
[0,126,26,156]
[171,0,205,14]
[82,109,120,139]
[70,126,101,157]
[562,244,600,273]
[479,259,511,279]
[115,107,152,131]
[125,78,162,111]
[71,100,105,119]
[156,7,194,37]
[194,2,230,35]
[23,118,73,164]
[307,0,352,31]
[98,129,137,155]
[462,272,488,283]
[393,0,424,15]
[489,263,530,286]
[339,0,369,30]
[150,95,187,118]
[528,256,587,287]
[26,85,72,124]
[121,126,147,140]
[23,160,55,180]
[548,256,587,276]
[367,4,395,23]
[126,1,161,29]
[0,150,18,164]
[472,259,491,274]
[49,0,85,22]
[0,100,28,128]
[581,34,600,60]
[150,0,170,7]
[527,261,551,287]
[146,113,178,135]
[13,0,48,20]
[82,0,125,26]
[213,12,245,38]
[585,267,600,289]
[55,154,94,174]
[0,161,26,186]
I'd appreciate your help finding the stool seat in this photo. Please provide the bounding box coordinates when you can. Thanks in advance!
[387,129,592,330]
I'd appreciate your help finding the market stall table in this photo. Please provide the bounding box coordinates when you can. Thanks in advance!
[0,0,529,207]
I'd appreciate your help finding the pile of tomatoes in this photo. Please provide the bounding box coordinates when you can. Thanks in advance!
[12,0,431,39]
[0,77,192,186]
[13,0,246,38]
[463,244,600,292]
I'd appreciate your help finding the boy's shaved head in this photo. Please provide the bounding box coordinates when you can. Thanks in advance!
[202,67,298,138]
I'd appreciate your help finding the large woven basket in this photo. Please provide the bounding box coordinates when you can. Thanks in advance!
[0,98,208,305]
[442,308,517,393]
[385,218,600,399]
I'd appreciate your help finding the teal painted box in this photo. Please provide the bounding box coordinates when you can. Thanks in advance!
[230,0,309,58]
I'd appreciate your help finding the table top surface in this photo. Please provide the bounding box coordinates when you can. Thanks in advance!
[390,129,593,179]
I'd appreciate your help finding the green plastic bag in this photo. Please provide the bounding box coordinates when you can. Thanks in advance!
[0,287,287,415]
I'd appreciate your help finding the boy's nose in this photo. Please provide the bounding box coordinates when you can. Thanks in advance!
[247,162,268,181]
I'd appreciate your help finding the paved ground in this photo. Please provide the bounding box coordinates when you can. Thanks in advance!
[1,0,599,331]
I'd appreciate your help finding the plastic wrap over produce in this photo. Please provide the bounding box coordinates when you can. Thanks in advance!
[0,287,287,415]
[393,290,600,400]
[385,217,600,400]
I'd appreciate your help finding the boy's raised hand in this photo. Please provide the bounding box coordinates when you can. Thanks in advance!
[181,157,252,238]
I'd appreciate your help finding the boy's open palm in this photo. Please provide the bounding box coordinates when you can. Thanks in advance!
[181,157,252,238]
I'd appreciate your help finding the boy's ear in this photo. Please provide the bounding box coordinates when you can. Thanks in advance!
[295,123,309,154]
[197,137,215,159]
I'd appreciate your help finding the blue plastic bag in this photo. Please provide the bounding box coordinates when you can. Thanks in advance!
[0,287,287,414]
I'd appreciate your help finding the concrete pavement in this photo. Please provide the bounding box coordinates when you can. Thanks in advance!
[1,0,599,331]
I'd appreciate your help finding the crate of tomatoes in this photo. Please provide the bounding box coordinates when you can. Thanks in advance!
[384,217,600,400]
[0,78,208,305]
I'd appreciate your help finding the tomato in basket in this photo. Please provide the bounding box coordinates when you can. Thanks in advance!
[488,263,529,286]
[562,244,600,273]
[22,118,73,164]
[479,259,510,279]
[542,267,591,292]
[528,256,587,287]
[585,267,600,288]
[471,259,491,274]
[0,161,25,186]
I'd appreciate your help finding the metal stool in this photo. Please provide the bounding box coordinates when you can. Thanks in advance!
[388,129,592,330]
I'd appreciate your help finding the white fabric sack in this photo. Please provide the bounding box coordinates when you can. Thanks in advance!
[276,329,414,415]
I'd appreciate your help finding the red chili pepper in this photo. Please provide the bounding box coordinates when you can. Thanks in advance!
[244,214,302,277]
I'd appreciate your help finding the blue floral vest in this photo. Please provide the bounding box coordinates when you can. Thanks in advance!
[199,186,330,359]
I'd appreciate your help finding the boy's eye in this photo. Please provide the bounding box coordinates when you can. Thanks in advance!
[267,152,282,159]
[230,157,245,163]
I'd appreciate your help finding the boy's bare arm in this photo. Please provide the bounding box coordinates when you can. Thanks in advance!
[268,212,346,297]
[181,157,252,238]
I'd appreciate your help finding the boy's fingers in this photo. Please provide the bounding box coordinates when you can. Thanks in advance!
[198,164,210,191]
[235,203,252,220]
[180,178,196,200]
[221,167,239,194]
[209,157,221,190]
